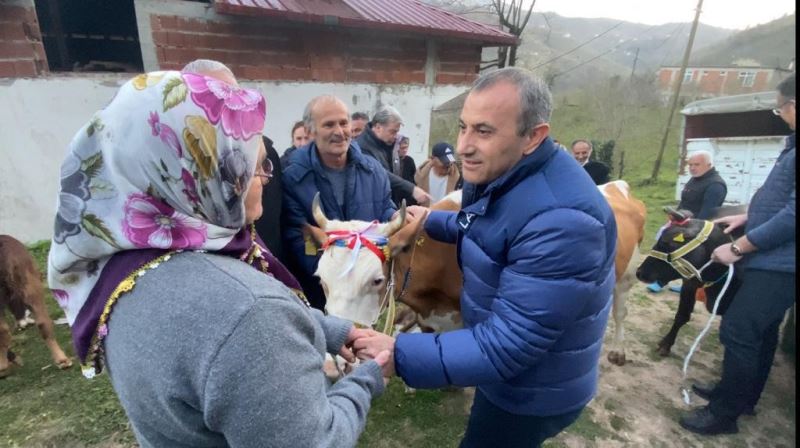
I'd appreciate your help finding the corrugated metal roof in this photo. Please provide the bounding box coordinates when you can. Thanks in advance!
[681,91,779,116]
[214,0,518,46]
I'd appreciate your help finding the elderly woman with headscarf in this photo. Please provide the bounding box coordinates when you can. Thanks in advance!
[47,62,391,448]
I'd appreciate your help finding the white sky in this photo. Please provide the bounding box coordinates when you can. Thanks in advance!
[532,0,795,30]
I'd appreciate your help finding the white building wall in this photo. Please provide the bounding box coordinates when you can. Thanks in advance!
[0,75,463,242]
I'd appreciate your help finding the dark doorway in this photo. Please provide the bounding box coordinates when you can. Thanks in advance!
[34,0,144,72]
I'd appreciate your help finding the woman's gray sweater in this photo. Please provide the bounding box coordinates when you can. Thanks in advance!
[105,251,384,447]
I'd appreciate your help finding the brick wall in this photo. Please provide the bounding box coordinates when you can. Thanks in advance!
[0,1,48,78]
[150,13,479,85]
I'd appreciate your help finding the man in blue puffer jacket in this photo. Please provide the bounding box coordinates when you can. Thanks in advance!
[680,73,796,436]
[282,95,396,309]
[354,68,617,447]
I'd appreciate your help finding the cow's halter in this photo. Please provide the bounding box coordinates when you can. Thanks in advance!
[322,221,390,277]
[646,220,716,281]
[321,221,396,334]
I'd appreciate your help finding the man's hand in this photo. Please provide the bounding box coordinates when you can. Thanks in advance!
[339,327,374,363]
[352,330,396,378]
[405,205,429,222]
[713,213,747,234]
[412,186,432,206]
[711,243,743,266]
[373,350,394,384]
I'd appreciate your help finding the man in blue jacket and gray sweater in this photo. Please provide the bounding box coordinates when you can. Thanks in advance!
[354,68,617,446]
[282,95,396,309]
[680,73,796,436]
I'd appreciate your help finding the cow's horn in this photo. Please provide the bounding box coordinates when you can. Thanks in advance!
[384,199,406,236]
[663,206,688,222]
[312,192,328,229]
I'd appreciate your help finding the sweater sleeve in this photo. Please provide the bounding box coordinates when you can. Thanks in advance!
[203,297,384,448]
[388,171,415,197]
[309,307,353,355]
[696,183,727,220]
[395,208,609,388]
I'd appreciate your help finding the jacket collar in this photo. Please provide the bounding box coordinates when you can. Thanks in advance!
[297,141,374,174]
[461,137,558,216]
[361,127,394,152]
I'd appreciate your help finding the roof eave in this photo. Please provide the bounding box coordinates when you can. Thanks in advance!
[214,2,519,47]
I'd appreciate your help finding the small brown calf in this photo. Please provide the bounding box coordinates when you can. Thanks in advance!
[0,235,72,377]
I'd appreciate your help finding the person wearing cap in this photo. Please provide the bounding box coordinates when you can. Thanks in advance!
[415,141,461,203]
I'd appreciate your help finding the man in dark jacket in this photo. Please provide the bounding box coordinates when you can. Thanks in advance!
[253,136,288,265]
[571,139,610,184]
[648,150,728,293]
[356,107,431,206]
[354,68,617,447]
[680,73,796,436]
[679,151,727,219]
[282,95,396,309]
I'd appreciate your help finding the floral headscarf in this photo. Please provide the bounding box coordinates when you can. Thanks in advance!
[47,70,267,376]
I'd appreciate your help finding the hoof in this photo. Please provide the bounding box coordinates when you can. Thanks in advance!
[607,351,626,366]
[657,345,671,357]
[404,386,416,394]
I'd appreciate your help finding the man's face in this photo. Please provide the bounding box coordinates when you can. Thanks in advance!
[398,142,409,157]
[571,142,591,165]
[457,81,547,185]
[373,120,402,146]
[292,126,309,148]
[776,94,796,131]
[310,99,351,159]
[687,154,712,177]
[351,118,367,138]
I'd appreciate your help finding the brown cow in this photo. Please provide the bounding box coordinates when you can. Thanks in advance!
[388,181,646,366]
[0,235,72,377]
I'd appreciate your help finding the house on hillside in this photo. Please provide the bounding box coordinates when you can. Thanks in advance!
[0,0,517,243]
[656,63,793,100]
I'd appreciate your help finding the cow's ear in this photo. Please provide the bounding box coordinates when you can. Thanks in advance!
[302,223,327,249]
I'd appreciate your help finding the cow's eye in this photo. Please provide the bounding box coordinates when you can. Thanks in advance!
[373,277,384,287]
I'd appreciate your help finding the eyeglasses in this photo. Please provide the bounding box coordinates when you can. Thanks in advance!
[254,158,273,184]
[772,99,795,116]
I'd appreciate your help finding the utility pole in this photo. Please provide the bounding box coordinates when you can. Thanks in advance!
[629,47,640,81]
[649,0,704,183]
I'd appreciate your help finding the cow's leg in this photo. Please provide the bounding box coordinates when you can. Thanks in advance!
[1,310,14,377]
[657,284,697,357]
[25,287,72,370]
[607,280,630,366]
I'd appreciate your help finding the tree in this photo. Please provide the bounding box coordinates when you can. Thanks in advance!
[491,0,536,67]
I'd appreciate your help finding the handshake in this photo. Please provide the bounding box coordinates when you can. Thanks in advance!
[340,327,397,383]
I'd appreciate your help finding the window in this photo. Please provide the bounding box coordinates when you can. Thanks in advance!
[34,0,143,73]
[682,69,694,83]
[738,71,756,87]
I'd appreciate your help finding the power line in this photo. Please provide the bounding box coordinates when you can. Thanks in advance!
[550,23,660,78]
[530,21,626,70]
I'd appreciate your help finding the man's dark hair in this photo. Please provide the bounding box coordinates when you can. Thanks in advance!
[351,112,369,121]
[777,73,796,99]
